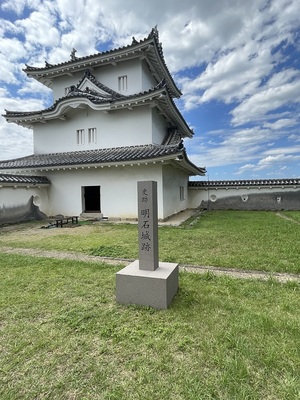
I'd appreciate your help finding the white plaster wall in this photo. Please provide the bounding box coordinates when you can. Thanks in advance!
[188,186,300,209]
[99,60,143,95]
[33,107,153,154]
[141,60,158,90]
[188,188,208,208]
[0,186,49,214]
[52,73,81,101]
[52,59,146,100]
[46,164,166,219]
[162,165,189,218]
[188,186,286,207]
[152,108,167,144]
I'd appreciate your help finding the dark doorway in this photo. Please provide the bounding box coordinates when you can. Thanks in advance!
[83,186,101,212]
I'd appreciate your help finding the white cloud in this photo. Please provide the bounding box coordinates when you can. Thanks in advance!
[236,149,300,175]
[256,154,300,170]
[288,134,300,143]
[266,69,300,88]
[263,146,300,156]
[0,17,22,38]
[0,37,27,61]
[1,0,41,15]
[16,10,60,48]
[177,0,300,131]
[0,0,299,179]
[1,94,45,113]
[0,54,18,84]
[188,127,267,169]
[18,77,52,100]
[1,0,28,15]
[0,91,49,160]
[236,163,256,174]
[0,120,33,161]
[263,118,298,130]
[231,75,300,126]
[188,122,300,172]
[0,88,9,97]
[180,41,273,108]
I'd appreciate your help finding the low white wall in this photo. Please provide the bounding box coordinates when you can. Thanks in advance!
[188,185,300,210]
[0,186,49,224]
[189,188,208,208]
[1,186,49,213]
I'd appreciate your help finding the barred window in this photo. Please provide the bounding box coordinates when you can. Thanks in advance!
[76,129,85,145]
[88,128,97,144]
[118,75,128,92]
[180,186,185,201]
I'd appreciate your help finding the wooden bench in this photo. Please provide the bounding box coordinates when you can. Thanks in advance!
[55,216,79,228]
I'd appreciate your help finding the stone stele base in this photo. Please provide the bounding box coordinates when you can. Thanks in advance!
[116,260,179,309]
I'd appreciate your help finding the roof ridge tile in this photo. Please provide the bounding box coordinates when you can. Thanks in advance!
[189,178,300,187]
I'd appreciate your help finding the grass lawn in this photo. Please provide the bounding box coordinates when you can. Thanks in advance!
[0,253,299,399]
[0,210,299,273]
[0,211,299,399]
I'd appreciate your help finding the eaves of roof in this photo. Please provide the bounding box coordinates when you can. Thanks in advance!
[4,79,166,119]
[23,27,181,98]
[189,178,300,188]
[177,150,206,176]
[0,145,205,176]
[0,174,50,185]
[0,144,180,169]
[4,81,194,138]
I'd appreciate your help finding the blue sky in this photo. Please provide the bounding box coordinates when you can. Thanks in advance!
[0,0,299,180]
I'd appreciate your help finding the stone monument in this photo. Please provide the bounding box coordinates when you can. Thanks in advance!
[116,181,179,309]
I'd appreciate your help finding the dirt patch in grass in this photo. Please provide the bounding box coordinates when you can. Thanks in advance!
[276,212,300,224]
[1,212,300,276]
[1,245,299,284]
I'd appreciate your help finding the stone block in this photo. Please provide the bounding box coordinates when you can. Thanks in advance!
[116,260,179,309]
[137,181,159,271]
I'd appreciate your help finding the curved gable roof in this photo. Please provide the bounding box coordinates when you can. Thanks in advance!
[4,73,193,138]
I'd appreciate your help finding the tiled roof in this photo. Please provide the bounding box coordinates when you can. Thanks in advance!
[0,144,183,169]
[4,77,166,119]
[0,174,50,184]
[162,128,182,145]
[23,27,181,98]
[76,69,124,99]
[189,178,300,188]
[24,29,156,72]
[3,73,193,138]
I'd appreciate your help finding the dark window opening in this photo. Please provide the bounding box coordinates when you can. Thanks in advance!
[83,186,101,212]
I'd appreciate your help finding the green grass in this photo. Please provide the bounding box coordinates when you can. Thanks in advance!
[0,253,299,399]
[1,211,299,273]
